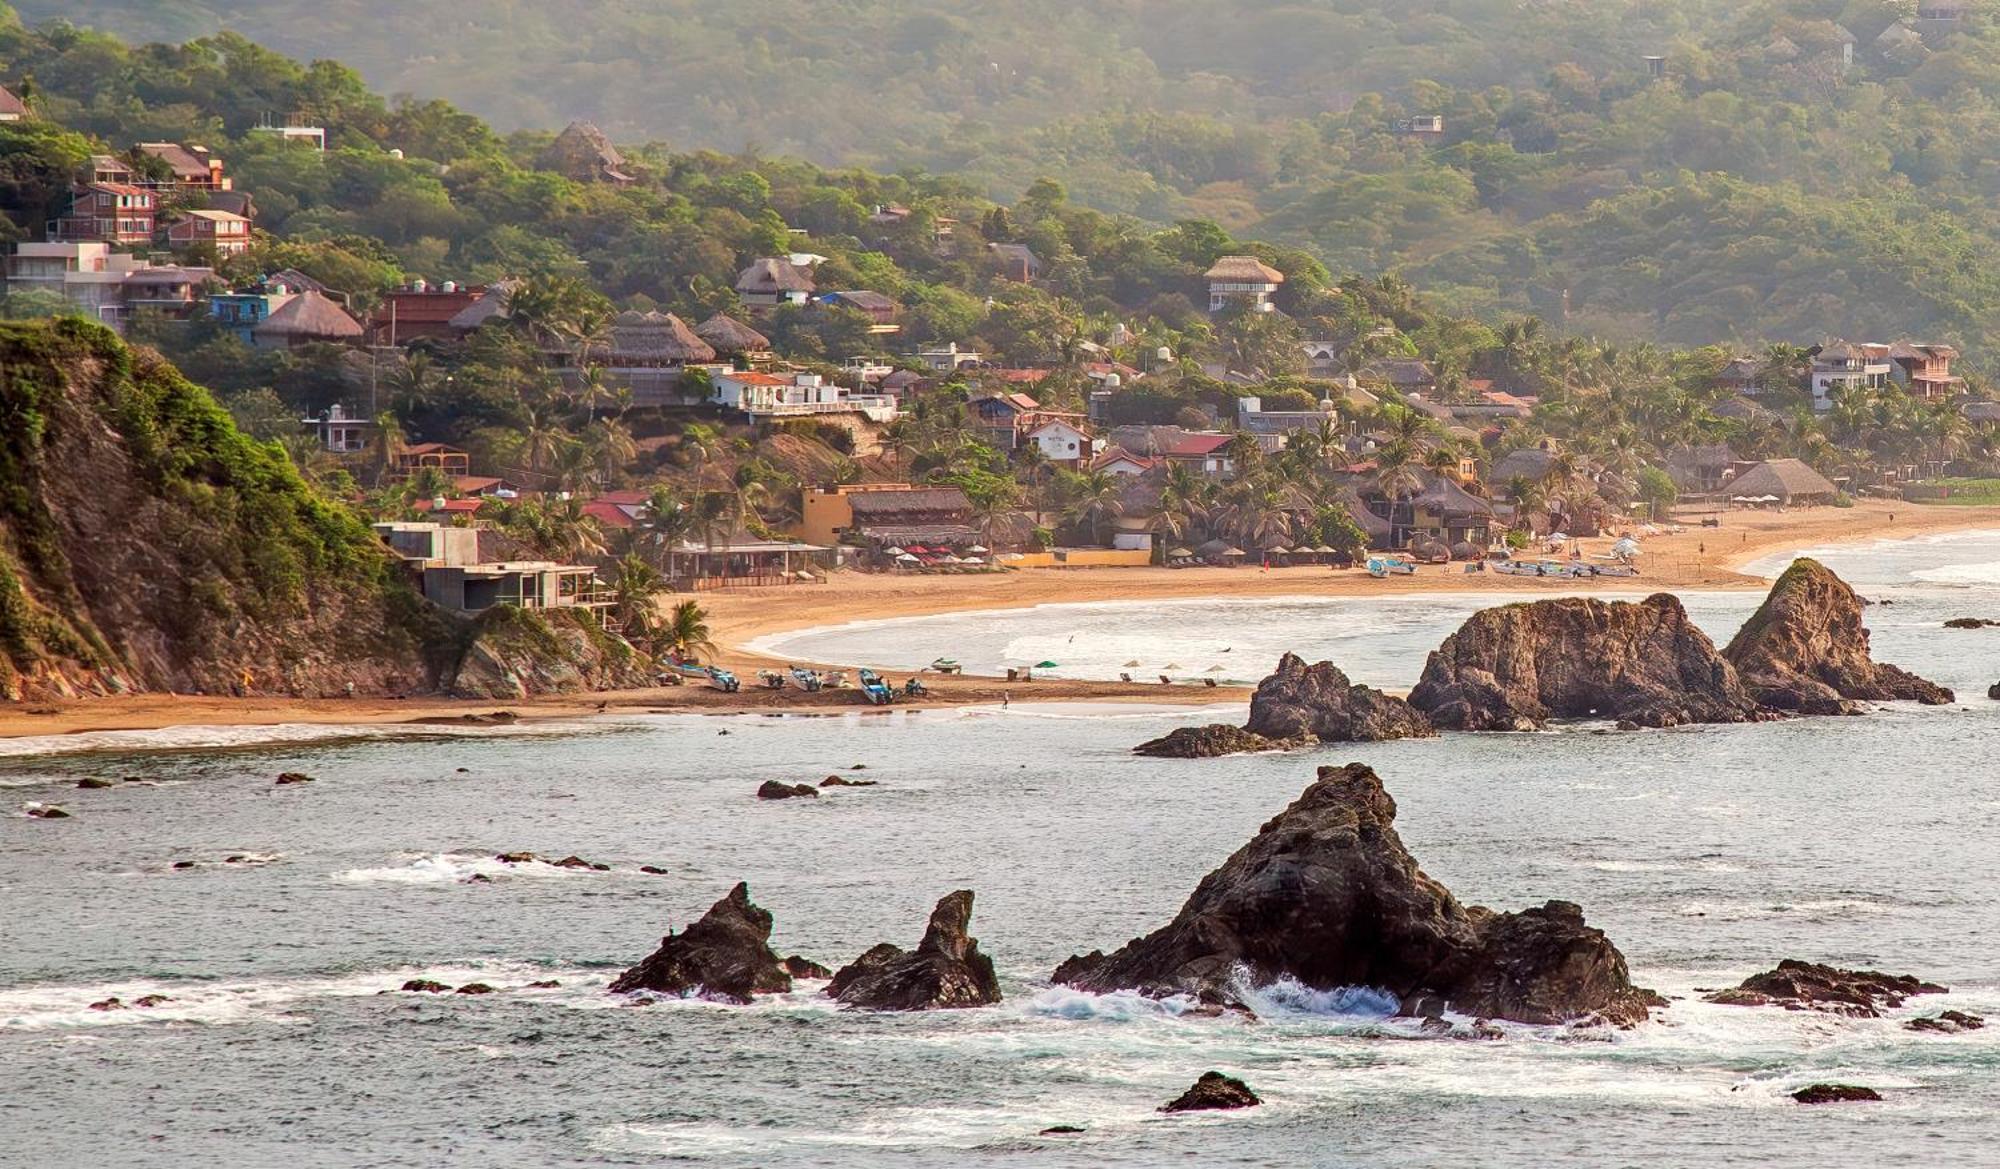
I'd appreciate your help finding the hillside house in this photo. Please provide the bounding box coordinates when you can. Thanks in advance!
[586,311,718,404]
[694,314,773,362]
[370,281,486,346]
[916,342,983,372]
[395,442,472,478]
[303,404,376,453]
[988,242,1043,281]
[1092,447,1156,477]
[0,84,26,121]
[210,285,297,342]
[50,184,155,245]
[1716,356,1764,396]
[1809,341,1892,411]
[710,370,898,423]
[1024,418,1095,466]
[1161,432,1237,478]
[136,143,230,191]
[1204,255,1284,314]
[163,209,251,257]
[1237,394,1340,438]
[4,242,209,328]
[819,290,901,333]
[253,290,364,349]
[1350,470,1495,549]
[1888,342,1960,402]
[735,257,815,307]
[1361,358,1437,394]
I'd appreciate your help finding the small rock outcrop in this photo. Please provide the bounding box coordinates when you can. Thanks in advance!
[757,781,818,800]
[552,855,610,871]
[1245,654,1436,743]
[454,982,496,995]
[828,890,1002,1010]
[76,776,115,789]
[1134,724,1305,758]
[1793,1084,1882,1105]
[400,979,451,993]
[26,805,69,819]
[819,775,879,787]
[1409,594,1763,730]
[1160,1072,1261,1113]
[1705,959,1946,1017]
[783,955,832,980]
[1943,617,1996,630]
[274,772,314,785]
[609,882,795,1003]
[1725,559,1953,711]
[1053,763,1660,1026]
[1134,653,1431,756]
[1907,1009,1984,1034]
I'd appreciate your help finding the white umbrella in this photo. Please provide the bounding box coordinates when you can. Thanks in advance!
[962,556,984,565]
[966,544,989,554]
[884,546,907,555]
[939,554,963,564]
[896,552,920,562]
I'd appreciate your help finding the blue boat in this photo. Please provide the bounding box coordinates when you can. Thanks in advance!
[1366,556,1417,578]
[858,668,894,705]
[790,666,824,691]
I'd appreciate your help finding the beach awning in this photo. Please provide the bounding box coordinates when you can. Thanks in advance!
[1170,547,1195,557]
[1313,545,1335,553]
[884,546,907,556]
[1034,660,1059,669]
[966,545,988,553]
[1266,546,1292,555]
[896,552,920,562]
[962,556,984,565]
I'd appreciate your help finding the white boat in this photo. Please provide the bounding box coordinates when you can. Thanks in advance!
[1366,556,1416,578]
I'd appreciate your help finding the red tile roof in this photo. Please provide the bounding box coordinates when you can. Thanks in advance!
[1164,434,1233,457]
[582,501,636,529]
[414,498,484,514]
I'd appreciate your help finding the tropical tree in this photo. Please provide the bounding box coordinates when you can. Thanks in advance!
[662,600,718,663]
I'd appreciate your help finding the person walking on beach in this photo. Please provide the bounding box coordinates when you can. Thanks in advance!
[1001,691,1010,709]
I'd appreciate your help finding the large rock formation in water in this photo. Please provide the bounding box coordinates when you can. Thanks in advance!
[1723,559,1954,713]
[1053,763,1661,1026]
[1407,594,1764,730]
[609,882,796,1002]
[1134,654,1432,756]
[1704,959,1946,1017]
[828,890,1002,1010]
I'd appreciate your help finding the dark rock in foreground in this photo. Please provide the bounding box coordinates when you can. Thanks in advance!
[1246,654,1435,743]
[757,781,818,800]
[1726,559,1953,711]
[1907,1009,1984,1034]
[1160,1071,1261,1113]
[1793,1084,1882,1105]
[783,955,832,979]
[1039,1124,1086,1135]
[1705,959,1946,1017]
[609,882,794,1003]
[1134,724,1306,758]
[454,982,496,995]
[1054,763,1660,1026]
[553,855,610,871]
[1989,683,2000,701]
[828,890,1001,1010]
[1408,594,1764,730]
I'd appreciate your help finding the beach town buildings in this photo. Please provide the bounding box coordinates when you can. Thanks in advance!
[708,369,900,423]
[796,484,978,549]
[1024,418,1095,466]
[735,257,816,308]
[374,521,613,616]
[1204,255,1284,314]
[163,208,252,257]
[1809,341,1894,410]
[303,404,376,453]
[540,121,636,185]
[49,183,156,245]
[817,290,901,334]
[252,289,365,349]
[2,242,210,328]
[369,280,490,346]
[916,342,983,372]
[0,84,27,121]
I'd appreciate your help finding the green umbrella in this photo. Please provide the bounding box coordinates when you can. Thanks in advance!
[1034,660,1060,669]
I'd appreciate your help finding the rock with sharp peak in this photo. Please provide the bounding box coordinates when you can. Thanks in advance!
[609,882,794,1003]
[827,890,1002,1010]
[1053,763,1660,1026]
[1725,559,1953,712]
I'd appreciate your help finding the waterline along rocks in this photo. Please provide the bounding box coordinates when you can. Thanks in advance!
[1408,594,1764,731]
[1135,653,1431,757]
[609,883,799,1003]
[827,890,1002,1010]
[1054,763,1661,1027]
[1723,559,1954,712]
[1704,960,1947,1017]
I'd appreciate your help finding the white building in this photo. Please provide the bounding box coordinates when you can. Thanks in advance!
[916,342,983,372]
[710,371,900,423]
[1025,418,1094,466]
[3,242,211,329]
[1809,341,1893,412]
[1204,255,1284,314]
[303,404,377,453]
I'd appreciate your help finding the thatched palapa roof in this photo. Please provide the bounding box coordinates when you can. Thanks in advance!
[598,311,715,364]
[252,290,363,341]
[694,313,770,354]
[736,257,815,295]
[1725,459,1837,501]
[1204,255,1284,284]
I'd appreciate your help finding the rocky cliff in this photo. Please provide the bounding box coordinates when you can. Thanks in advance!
[1134,653,1431,757]
[1053,762,1661,1026]
[0,320,646,701]
[1407,594,1765,730]
[1724,558,1953,712]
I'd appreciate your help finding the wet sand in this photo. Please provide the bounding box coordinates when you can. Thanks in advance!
[1,501,1987,739]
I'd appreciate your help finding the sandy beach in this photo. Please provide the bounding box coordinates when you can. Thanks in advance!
[1,500,1989,739]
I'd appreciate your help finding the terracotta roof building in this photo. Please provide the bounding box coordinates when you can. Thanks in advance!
[0,84,27,121]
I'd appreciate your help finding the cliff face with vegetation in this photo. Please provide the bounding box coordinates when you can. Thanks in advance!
[0,319,638,702]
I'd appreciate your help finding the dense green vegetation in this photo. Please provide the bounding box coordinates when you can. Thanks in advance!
[19,1,2000,354]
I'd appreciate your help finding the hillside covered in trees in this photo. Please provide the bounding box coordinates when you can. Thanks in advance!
[17,1,2000,353]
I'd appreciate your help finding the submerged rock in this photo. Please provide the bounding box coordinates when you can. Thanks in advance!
[525,979,562,989]
[1245,654,1435,743]
[1793,1084,1882,1105]
[400,979,451,993]
[132,994,170,1008]
[75,776,115,790]
[1907,1009,1984,1034]
[88,997,124,1011]
[1159,1072,1261,1113]
[26,805,70,819]
[609,882,794,1003]
[1039,1125,1086,1135]
[1943,617,1994,629]
[783,955,832,980]
[1409,594,1763,730]
[274,772,314,785]
[1134,724,1305,758]
[828,890,1001,1010]
[454,983,496,995]
[552,855,610,871]
[1726,559,1953,711]
[1705,959,1946,1017]
[819,775,879,787]
[1053,763,1660,1026]
[757,781,818,800]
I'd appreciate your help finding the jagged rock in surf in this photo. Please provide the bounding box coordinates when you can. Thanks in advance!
[609,882,794,1003]
[757,781,818,800]
[1725,559,1954,712]
[783,955,832,980]
[399,979,451,993]
[274,772,314,785]
[1053,763,1660,1026]
[1159,1071,1261,1113]
[1134,723,1306,758]
[1793,1084,1882,1105]
[1943,617,1996,629]
[1705,959,1946,1017]
[828,890,1001,1010]
[1245,653,1435,743]
[1907,1009,1983,1034]
[1408,594,1764,730]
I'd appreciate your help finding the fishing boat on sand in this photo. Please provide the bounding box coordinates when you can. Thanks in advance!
[930,657,963,674]
[789,666,824,691]
[858,668,895,705]
[1367,556,1417,578]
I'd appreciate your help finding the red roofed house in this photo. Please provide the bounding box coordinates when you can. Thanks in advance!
[137,143,230,191]
[163,209,252,257]
[0,84,28,122]
[1888,341,1961,402]
[1093,447,1156,477]
[394,442,472,478]
[1162,432,1237,477]
[51,184,155,245]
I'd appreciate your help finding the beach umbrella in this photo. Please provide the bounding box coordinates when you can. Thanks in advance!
[1123,660,1141,667]
[896,552,920,562]
[1163,662,1182,670]
[1205,664,1224,672]
[1170,547,1194,558]
[1035,660,1060,669]
[1222,546,1245,557]
[967,545,988,554]
[1313,544,1335,554]
[962,556,984,565]
[1266,545,1292,556]
[884,546,907,556]
[939,554,963,564]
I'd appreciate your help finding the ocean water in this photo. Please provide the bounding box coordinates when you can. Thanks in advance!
[5,533,2000,1167]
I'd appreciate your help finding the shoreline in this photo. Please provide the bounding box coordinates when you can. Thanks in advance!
[2,501,1992,742]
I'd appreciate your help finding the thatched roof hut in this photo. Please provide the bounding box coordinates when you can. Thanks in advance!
[1724,458,1838,504]
[251,290,363,347]
[598,311,715,366]
[694,313,771,355]
[541,121,634,184]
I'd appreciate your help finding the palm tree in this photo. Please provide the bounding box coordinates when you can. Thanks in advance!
[610,555,665,642]
[1064,469,1125,546]
[662,600,717,664]
[681,421,722,488]
[637,485,696,577]
[585,416,637,485]
[365,411,408,488]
